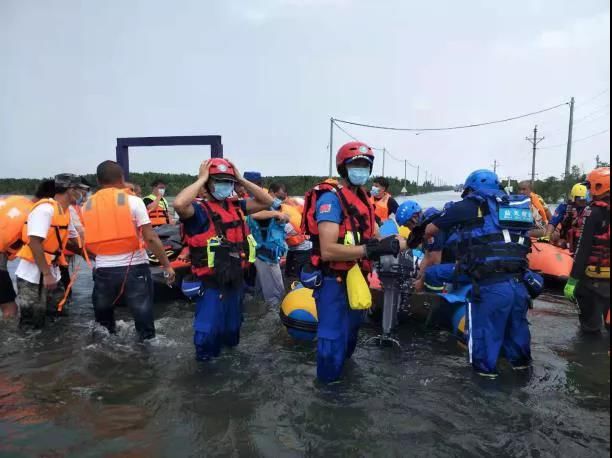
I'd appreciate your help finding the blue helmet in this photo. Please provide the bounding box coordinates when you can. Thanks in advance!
[421,207,441,222]
[244,171,262,184]
[396,200,422,226]
[463,169,500,196]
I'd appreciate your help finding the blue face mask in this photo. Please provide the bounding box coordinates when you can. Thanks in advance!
[371,186,381,197]
[347,167,371,187]
[212,181,234,201]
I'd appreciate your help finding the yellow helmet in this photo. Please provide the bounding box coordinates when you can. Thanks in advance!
[569,183,588,201]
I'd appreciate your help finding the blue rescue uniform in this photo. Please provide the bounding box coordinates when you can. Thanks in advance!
[182,201,247,361]
[314,192,365,383]
[427,194,533,375]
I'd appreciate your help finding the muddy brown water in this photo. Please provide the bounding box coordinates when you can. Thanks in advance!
[0,192,609,457]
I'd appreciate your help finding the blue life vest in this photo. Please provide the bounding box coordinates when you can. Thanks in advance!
[453,190,533,280]
[247,216,288,263]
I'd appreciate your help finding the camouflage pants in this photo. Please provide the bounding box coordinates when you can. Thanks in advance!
[16,278,66,329]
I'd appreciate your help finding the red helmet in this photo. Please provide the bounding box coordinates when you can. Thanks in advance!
[336,142,374,174]
[209,158,237,182]
[586,167,610,197]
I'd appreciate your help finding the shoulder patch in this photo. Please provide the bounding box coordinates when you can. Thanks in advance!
[319,204,332,214]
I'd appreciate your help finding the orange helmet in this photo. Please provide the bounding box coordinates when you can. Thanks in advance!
[586,167,610,197]
[209,158,237,182]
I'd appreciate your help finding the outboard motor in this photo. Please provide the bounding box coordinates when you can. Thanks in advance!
[372,249,415,346]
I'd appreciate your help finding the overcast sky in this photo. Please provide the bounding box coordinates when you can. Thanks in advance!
[1,0,609,184]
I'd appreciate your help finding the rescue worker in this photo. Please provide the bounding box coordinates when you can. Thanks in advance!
[174,158,273,361]
[424,170,534,377]
[14,174,84,329]
[248,183,290,307]
[395,200,422,239]
[412,207,445,292]
[518,180,551,238]
[302,142,405,383]
[542,183,589,252]
[564,167,610,339]
[82,161,175,340]
[144,179,173,227]
[370,177,399,223]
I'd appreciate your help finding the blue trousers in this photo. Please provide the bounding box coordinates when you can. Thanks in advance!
[424,264,532,374]
[468,278,532,374]
[193,287,244,361]
[313,277,364,383]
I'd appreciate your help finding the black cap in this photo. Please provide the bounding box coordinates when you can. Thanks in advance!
[77,177,93,190]
[54,173,83,189]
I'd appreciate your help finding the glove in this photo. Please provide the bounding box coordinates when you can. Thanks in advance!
[537,235,551,243]
[365,237,400,261]
[564,277,579,302]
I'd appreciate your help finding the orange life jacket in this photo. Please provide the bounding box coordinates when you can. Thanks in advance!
[370,193,390,221]
[0,196,34,260]
[82,188,142,256]
[145,195,171,226]
[281,203,307,247]
[17,199,71,266]
[530,193,549,225]
[302,182,375,273]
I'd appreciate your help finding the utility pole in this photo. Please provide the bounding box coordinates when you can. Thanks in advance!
[416,165,420,191]
[328,117,334,177]
[382,148,386,177]
[404,160,407,190]
[493,160,499,174]
[596,154,601,168]
[565,97,575,178]
[526,125,545,185]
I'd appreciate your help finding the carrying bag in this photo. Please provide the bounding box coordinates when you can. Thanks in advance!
[346,264,372,310]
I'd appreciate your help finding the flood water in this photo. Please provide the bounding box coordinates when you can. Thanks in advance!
[0,191,609,457]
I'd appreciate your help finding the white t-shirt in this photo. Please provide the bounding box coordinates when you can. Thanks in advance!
[94,195,151,269]
[16,203,79,285]
[69,205,85,238]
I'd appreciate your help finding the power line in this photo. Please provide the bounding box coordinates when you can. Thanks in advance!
[333,101,569,132]
[540,128,610,150]
[332,120,384,150]
[574,105,610,125]
[545,104,610,136]
[579,88,610,108]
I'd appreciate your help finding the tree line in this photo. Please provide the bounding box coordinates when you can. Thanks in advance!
[0,173,451,197]
[0,164,606,203]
